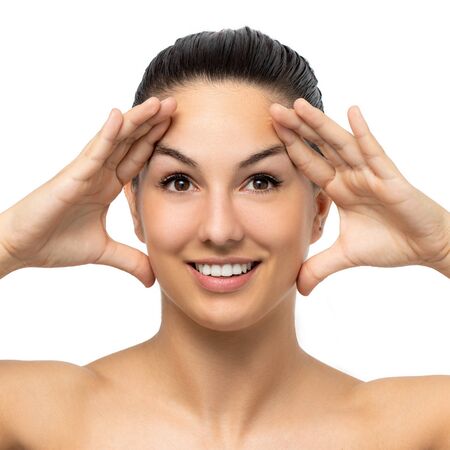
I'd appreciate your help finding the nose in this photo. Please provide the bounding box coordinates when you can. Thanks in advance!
[196,190,245,246]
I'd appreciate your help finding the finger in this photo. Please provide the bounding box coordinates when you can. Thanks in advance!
[297,241,354,296]
[348,106,403,180]
[270,103,324,142]
[67,108,124,183]
[105,97,176,171]
[82,95,160,162]
[116,117,172,184]
[95,238,156,288]
[293,98,367,169]
[271,119,336,190]
[115,96,162,141]
[270,104,350,171]
[71,98,175,183]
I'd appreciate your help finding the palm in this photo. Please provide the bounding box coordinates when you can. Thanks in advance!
[1,96,177,286]
[269,99,449,295]
[325,165,423,268]
[10,167,121,268]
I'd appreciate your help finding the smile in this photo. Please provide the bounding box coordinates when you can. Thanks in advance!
[186,261,261,293]
[189,261,261,277]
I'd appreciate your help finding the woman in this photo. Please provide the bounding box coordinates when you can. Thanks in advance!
[0,26,449,449]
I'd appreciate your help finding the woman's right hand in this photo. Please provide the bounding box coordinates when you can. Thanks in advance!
[0,96,177,287]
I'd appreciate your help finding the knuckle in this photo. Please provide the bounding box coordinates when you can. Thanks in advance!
[103,158,117,171]
[100,128,118,145]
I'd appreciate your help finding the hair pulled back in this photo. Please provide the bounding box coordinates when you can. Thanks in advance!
[131,26,324,191]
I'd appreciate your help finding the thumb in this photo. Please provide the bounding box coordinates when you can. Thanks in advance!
[297,241,353,296]
[95,238,156,288]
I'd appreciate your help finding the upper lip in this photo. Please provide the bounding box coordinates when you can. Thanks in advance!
[187,257,262,265]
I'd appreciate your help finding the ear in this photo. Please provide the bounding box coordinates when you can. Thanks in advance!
[309,188,332,245]
[123,181,146,243]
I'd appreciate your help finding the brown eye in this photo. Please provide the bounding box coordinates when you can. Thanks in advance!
[245,174,283,195]
[173,177,190,191]
[158,172,283,195]
[251,177,269,190]
[158,174,194,193]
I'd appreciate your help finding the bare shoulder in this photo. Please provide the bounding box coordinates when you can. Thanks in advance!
[0,359,97,449]
[354,374,450,450]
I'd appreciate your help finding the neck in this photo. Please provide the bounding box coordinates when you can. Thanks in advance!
[144,285,311,439]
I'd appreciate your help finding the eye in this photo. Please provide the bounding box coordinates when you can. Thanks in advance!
[157,172,284,195]
[244,173,284,195]
[157,173,195,193]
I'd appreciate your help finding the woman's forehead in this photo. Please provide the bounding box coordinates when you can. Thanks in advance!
[167,82,280,118]
[146,83,292,172]
[157,96,279,155]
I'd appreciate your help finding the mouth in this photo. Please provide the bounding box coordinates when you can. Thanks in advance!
[187,261,262,276]
[185,260,262,293]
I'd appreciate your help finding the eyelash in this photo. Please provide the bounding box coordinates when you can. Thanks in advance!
[157,172,284,195]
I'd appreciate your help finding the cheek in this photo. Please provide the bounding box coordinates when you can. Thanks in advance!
[139,186,314,252]
[255,192,313,296]
[246,190,313,247]
[140,195,197,252]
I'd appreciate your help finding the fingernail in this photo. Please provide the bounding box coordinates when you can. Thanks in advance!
[104,109,115,126]
[272,121,297,144]
[354,106,367,123]
[294,98,308,109]
[271,103,287,113]
[145,97,159,108]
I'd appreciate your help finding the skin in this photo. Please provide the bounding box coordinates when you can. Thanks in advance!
[120,80,447,448]
[121,80,338,442]
[1,79,449,449]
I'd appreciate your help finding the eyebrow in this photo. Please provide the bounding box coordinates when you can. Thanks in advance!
[151,143,287,170]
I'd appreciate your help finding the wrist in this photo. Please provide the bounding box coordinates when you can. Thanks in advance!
[0,215,22,279]
[424,211,450,278]
[427,252,450,278]
[0,241,18,279]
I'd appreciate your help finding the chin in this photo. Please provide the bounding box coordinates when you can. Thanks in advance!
[184,295,276,333]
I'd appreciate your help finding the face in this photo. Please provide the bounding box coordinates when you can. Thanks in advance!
[125,81,330,331]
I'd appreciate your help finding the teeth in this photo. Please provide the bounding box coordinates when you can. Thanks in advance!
[194,262,257,277]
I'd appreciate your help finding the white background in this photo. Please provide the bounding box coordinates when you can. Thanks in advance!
[0,0,448,381]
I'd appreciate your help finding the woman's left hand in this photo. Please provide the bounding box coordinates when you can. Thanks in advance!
[269,99,450,296]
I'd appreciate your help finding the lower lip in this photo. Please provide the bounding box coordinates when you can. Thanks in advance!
[186,262,261,293]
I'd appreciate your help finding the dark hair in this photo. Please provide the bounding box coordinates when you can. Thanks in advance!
[131,26,324,192]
